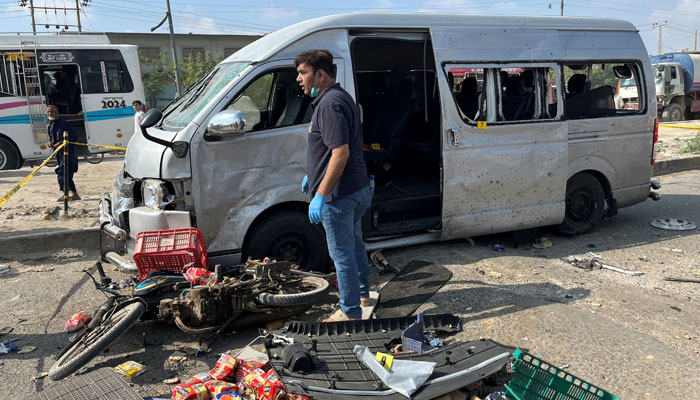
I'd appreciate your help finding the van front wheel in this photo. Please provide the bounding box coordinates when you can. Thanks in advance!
[243,210,330,272]
[557,173,605,236]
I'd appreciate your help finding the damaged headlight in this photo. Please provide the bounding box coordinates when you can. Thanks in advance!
[142,179,172,210]
[111,166,136,219]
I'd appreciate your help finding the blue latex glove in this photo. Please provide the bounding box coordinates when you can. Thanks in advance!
[302,175,308,194]
[308,193,326,224]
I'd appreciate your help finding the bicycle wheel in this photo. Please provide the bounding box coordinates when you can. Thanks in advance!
[49,299,145,381]
[257,275,330,307]
[85,153,105,164]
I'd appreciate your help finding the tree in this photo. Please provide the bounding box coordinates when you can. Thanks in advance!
[140,51,222,108]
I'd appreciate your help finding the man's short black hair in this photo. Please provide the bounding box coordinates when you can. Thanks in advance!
[132,100,142,106]
[295,50,336,78]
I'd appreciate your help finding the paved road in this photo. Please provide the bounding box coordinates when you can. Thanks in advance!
[1,170,699,398]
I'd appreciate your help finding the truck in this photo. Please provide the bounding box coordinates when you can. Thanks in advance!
[650,52,700,121]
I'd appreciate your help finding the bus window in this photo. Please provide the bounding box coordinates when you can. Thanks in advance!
[77,50,134,94]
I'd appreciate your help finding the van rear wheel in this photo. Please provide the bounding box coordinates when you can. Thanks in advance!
[557,173,605,237]
[243,210,330,272]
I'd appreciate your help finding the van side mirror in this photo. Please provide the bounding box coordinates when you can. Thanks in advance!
[612,65,632,79]
[138,108,189,158]
[207,110,246,137]
[141,108,162,129]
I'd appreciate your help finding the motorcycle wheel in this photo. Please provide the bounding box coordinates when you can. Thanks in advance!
[48,299,145,381]
[257,275,330,307]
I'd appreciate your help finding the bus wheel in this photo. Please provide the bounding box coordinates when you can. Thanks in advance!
[0,138,21,170]
[243,210,330,272]
[557,173,605,237]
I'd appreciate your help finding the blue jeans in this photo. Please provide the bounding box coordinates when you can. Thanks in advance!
[322,186,372,319]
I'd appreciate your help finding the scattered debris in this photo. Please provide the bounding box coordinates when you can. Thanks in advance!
[465,237,475,247]
[0,343,8,354]
[32,372,48,381]
[42,206,61,220]
[559,364,570,369]
[0,265,12,276]
[17,345,37,354]
[163,377,180,384]
[670,306,682,312]
[532,237,553,249]
[370,250,399,273]
[492,244,505,252]
[169,351,188,363]
[8,294,20,302]
[53,248,85,261]
[664,277,700,284]
[562,253,644,276]
[650,218,696,231]
[0,327,13,338]
[114,360,146,378]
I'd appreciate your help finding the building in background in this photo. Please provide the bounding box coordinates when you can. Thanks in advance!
[77,32,261,109]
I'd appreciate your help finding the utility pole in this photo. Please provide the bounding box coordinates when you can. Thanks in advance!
[653,21,667,55]
[75,0,81,32]
[560,0,564,16]
[29,0,36,34]
[694,29,697,51]
[151,0,182,96]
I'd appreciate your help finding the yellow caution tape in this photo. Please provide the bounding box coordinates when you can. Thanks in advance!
[68,141,127,151]
[658,124,700,130]
[0,143,65,208]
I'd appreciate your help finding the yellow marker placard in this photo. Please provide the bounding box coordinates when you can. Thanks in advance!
[376,352,394,371]
[371,143,381,151]
[477,121,487,129]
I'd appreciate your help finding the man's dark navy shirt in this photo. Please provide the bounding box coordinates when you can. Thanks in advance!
[307,83,368,202]
[49,118,79,172]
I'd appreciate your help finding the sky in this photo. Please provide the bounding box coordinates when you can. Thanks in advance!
[1,0,699,56]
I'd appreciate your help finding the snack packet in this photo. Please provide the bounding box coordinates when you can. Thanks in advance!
[209,353,237,380]
[204,380,240,397]
[172,382,209,400]
[184,267,216,285]
[113,360,146,378]
[234,360,266,385]
[64,311,91,332]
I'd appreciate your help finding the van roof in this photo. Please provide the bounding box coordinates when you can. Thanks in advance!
[228,12,638,64]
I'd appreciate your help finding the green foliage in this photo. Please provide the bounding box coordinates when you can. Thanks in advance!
[140,51,223,107]
[682,133,700,154]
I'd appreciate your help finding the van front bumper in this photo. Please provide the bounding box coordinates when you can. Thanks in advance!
[98,192,137,272]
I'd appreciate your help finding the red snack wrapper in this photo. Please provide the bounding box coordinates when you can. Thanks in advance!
[204,380,240,397]
[184,267,216,285]
[64,311,91,333]
[234,360,266,385]
[209,354,237,380]
[172,382,210,400]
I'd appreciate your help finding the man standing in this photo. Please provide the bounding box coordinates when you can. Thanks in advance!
[295,50,372,322]
[132,100,145,135]
[46,105,80,201]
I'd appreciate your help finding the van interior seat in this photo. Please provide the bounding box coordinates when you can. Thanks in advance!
[567,74,587,97]
[456,76,479,119]
[276,83,311,127]
[501,75,528,120]
[268,81,288,127]
[364,78,415,172]
[587,85,616,117]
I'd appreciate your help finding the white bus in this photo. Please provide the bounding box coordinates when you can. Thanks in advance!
[0,35,144,170]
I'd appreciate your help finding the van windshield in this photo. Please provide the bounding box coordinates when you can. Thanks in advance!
[162,61,249,130]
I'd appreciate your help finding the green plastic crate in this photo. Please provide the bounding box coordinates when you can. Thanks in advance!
[504,349,620,400]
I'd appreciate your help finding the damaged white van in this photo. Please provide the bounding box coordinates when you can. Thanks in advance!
[99,13,659,272]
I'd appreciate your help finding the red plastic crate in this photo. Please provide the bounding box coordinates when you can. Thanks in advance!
[133,228,209,280]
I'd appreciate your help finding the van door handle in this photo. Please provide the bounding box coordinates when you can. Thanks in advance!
[449,128,459,146]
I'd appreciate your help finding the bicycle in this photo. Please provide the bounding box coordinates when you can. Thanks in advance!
[49,260,330,381]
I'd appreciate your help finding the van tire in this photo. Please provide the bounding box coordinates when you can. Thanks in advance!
[0,137,21,170]
[243,210,330,272]
[557,173,605,237]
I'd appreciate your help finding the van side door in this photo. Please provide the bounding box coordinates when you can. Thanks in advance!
[434,52,567,238]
